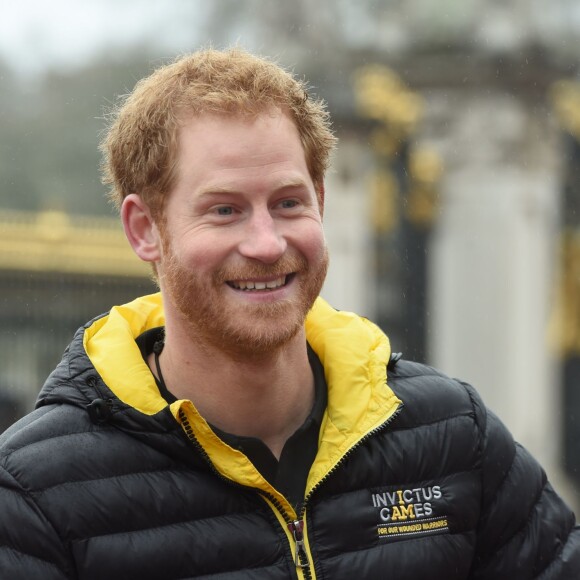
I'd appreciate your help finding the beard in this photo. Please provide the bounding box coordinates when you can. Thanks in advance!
[159,241,329,358]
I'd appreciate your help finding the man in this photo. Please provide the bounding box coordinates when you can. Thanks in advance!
[0,48,578,579]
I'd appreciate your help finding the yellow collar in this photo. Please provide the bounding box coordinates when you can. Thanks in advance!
[84,294,401,506]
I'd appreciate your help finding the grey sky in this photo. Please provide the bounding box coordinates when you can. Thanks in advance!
[2,0,580,81]
[0,0,205,77]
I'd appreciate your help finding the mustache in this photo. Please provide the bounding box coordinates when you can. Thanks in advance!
[214,253,308,283]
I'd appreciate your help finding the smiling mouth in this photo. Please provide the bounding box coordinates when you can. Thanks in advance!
[227,274,293,291]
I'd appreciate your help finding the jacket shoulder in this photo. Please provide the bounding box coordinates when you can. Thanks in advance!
[387,358,487,431]
[0,404,92,579]
[1,403,91,456]
[0,403,110,490]
[386,359,580,576]
[1,400,178,493]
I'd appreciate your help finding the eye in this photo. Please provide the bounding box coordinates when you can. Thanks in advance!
[215,206,234,216]
[279,199,299,209]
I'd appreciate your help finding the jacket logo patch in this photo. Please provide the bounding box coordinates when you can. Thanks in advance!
[372,485,449,540]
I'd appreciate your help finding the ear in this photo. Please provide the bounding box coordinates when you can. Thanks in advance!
[121,194,162,263]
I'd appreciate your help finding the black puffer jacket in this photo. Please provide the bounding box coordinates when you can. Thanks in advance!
[0,295,579,579]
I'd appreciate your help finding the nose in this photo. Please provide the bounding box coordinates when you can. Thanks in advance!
[238,211,287,264]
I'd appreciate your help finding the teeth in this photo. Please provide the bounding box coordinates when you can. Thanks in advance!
[230,276,286,291]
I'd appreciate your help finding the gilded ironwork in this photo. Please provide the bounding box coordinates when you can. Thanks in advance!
[354,64,441,232]
[370,169,399,234]
[354,65,422,139]
[0,209,149,278]
[353,63,441,362]
[549,79,580,356]
[551,80,580,140]
[550,232,580,357]
[406,148,442,228]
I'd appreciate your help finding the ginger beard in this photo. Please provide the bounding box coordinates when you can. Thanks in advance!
[159,234,329,357]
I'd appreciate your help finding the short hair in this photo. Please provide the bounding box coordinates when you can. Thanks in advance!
[100,47,337,219]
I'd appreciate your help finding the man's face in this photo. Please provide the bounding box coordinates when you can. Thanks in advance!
[157,109,328,356]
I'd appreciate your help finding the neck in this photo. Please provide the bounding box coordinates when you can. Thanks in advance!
[151,323,315,458]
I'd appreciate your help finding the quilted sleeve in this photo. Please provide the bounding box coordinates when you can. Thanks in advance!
[465,384,580,579]
[0,464,73,580]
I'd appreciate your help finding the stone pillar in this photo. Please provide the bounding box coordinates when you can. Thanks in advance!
[425,88,577,507]
[322,137,375,316]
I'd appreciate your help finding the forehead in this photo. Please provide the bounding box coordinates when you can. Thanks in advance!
[176,107,297,143]
[174,109,309,180]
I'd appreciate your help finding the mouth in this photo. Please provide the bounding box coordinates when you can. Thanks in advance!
[226,274,294,292]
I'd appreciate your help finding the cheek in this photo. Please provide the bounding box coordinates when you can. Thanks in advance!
[295,225,326,262]
[177,232,235,270]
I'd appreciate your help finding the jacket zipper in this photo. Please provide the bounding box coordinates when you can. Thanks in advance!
[289,402,404,575]
[178,403,403,579]
[178,408,312,578]
[288,520,309,569]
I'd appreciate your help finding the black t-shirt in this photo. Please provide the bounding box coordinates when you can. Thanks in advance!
[136,327,327,508]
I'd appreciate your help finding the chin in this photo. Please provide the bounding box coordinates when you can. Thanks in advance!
[226,316,304,354]
[206,303,305,355]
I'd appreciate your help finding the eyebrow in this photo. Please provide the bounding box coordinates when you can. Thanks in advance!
[196,178,311,199]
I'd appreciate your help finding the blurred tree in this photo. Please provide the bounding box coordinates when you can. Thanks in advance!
[0,59,41,211]
[0,49,152,216]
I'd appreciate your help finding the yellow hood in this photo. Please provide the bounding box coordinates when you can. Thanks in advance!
[84,293,401,509]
